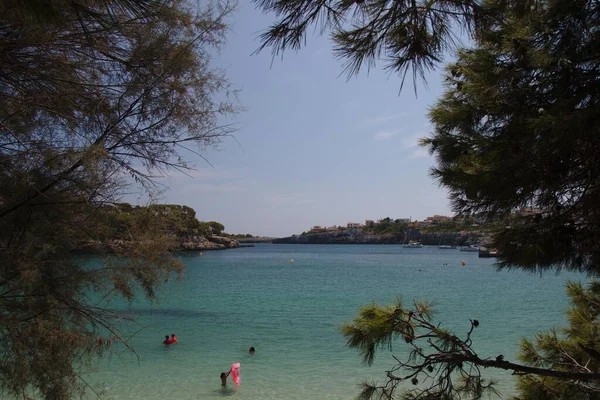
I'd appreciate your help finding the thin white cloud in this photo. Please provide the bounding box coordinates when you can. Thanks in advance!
[181,183,247,193]
[158,166,252,195]
[409,148,430,159]
[166,167,248,181]
[400,131,424,149]
[362,113,408,126]
[374,131,400,140]
[401,131,430,159]
[262,192,315,206]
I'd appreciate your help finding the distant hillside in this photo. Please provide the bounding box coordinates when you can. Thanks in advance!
[273,229,397,244]
[273,229,485,246]
[273,216,493,245]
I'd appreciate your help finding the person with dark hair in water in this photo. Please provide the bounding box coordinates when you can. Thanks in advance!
[248,346,255,354]
[163,335,173,345]
[220,371,230,386]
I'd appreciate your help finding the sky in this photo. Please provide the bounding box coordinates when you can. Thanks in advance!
[145,2,455,237]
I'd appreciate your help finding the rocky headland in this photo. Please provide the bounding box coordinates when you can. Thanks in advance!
[179,235,240,251]
[73,234,241,253]
[71,203,243,253]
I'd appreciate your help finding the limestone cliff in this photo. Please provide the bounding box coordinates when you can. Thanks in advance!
[179,235,240,251]
[74,235,240,253]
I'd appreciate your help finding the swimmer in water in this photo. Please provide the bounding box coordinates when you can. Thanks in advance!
[249,346,255,354]
[163,335,173,345]
[220,371,230,386]
[170,333,178,343]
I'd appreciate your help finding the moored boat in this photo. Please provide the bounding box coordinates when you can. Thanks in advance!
[479,247,499,258]
[460,245,479,252]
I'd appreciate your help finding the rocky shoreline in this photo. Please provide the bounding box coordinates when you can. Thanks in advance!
[178,235,241,251]
[237,236,276,244]
[73,235,242,254]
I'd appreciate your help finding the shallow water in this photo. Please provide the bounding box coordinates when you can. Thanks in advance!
[83,244,581,399]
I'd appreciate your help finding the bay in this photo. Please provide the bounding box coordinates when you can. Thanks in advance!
[87,244,583,399]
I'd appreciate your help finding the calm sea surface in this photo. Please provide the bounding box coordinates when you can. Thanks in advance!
[86,244,584,399]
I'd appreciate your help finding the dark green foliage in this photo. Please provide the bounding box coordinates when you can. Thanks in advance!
[369,217,409,236]
[425,0,600,275]
[145,205,201,236]
[343,287,600,399]
[0,0,237,398]
[97,203,222,244]
[514,281,600,399]
[342,300,501,400]
[207,221,225,235]
[0,192,183,399]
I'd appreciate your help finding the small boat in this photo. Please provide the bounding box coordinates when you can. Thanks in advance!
[460,246,479,252]
[439,245,457,249]
[478,248,499,258]
[403,241,423,248]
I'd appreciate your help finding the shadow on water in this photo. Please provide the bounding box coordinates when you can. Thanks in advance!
[213,387,237,397]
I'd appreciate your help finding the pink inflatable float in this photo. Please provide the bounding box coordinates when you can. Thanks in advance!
[230,363,241,385]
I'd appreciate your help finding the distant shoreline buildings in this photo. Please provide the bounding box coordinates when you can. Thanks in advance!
[308,216,443,233]
[306,207,542,234]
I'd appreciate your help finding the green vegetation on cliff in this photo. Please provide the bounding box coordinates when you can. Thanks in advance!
[366,217,408,236]
[82,203,229,250]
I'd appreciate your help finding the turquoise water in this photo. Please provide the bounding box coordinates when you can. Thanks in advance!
[87,244,583,399]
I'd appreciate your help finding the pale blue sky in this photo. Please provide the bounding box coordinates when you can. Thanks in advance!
[155,2,454,237]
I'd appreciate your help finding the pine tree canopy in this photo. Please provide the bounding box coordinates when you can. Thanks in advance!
[254,0,484,89]
[426,0,600,275]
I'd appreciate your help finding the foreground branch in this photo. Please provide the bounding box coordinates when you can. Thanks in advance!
[343,293,600,399]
